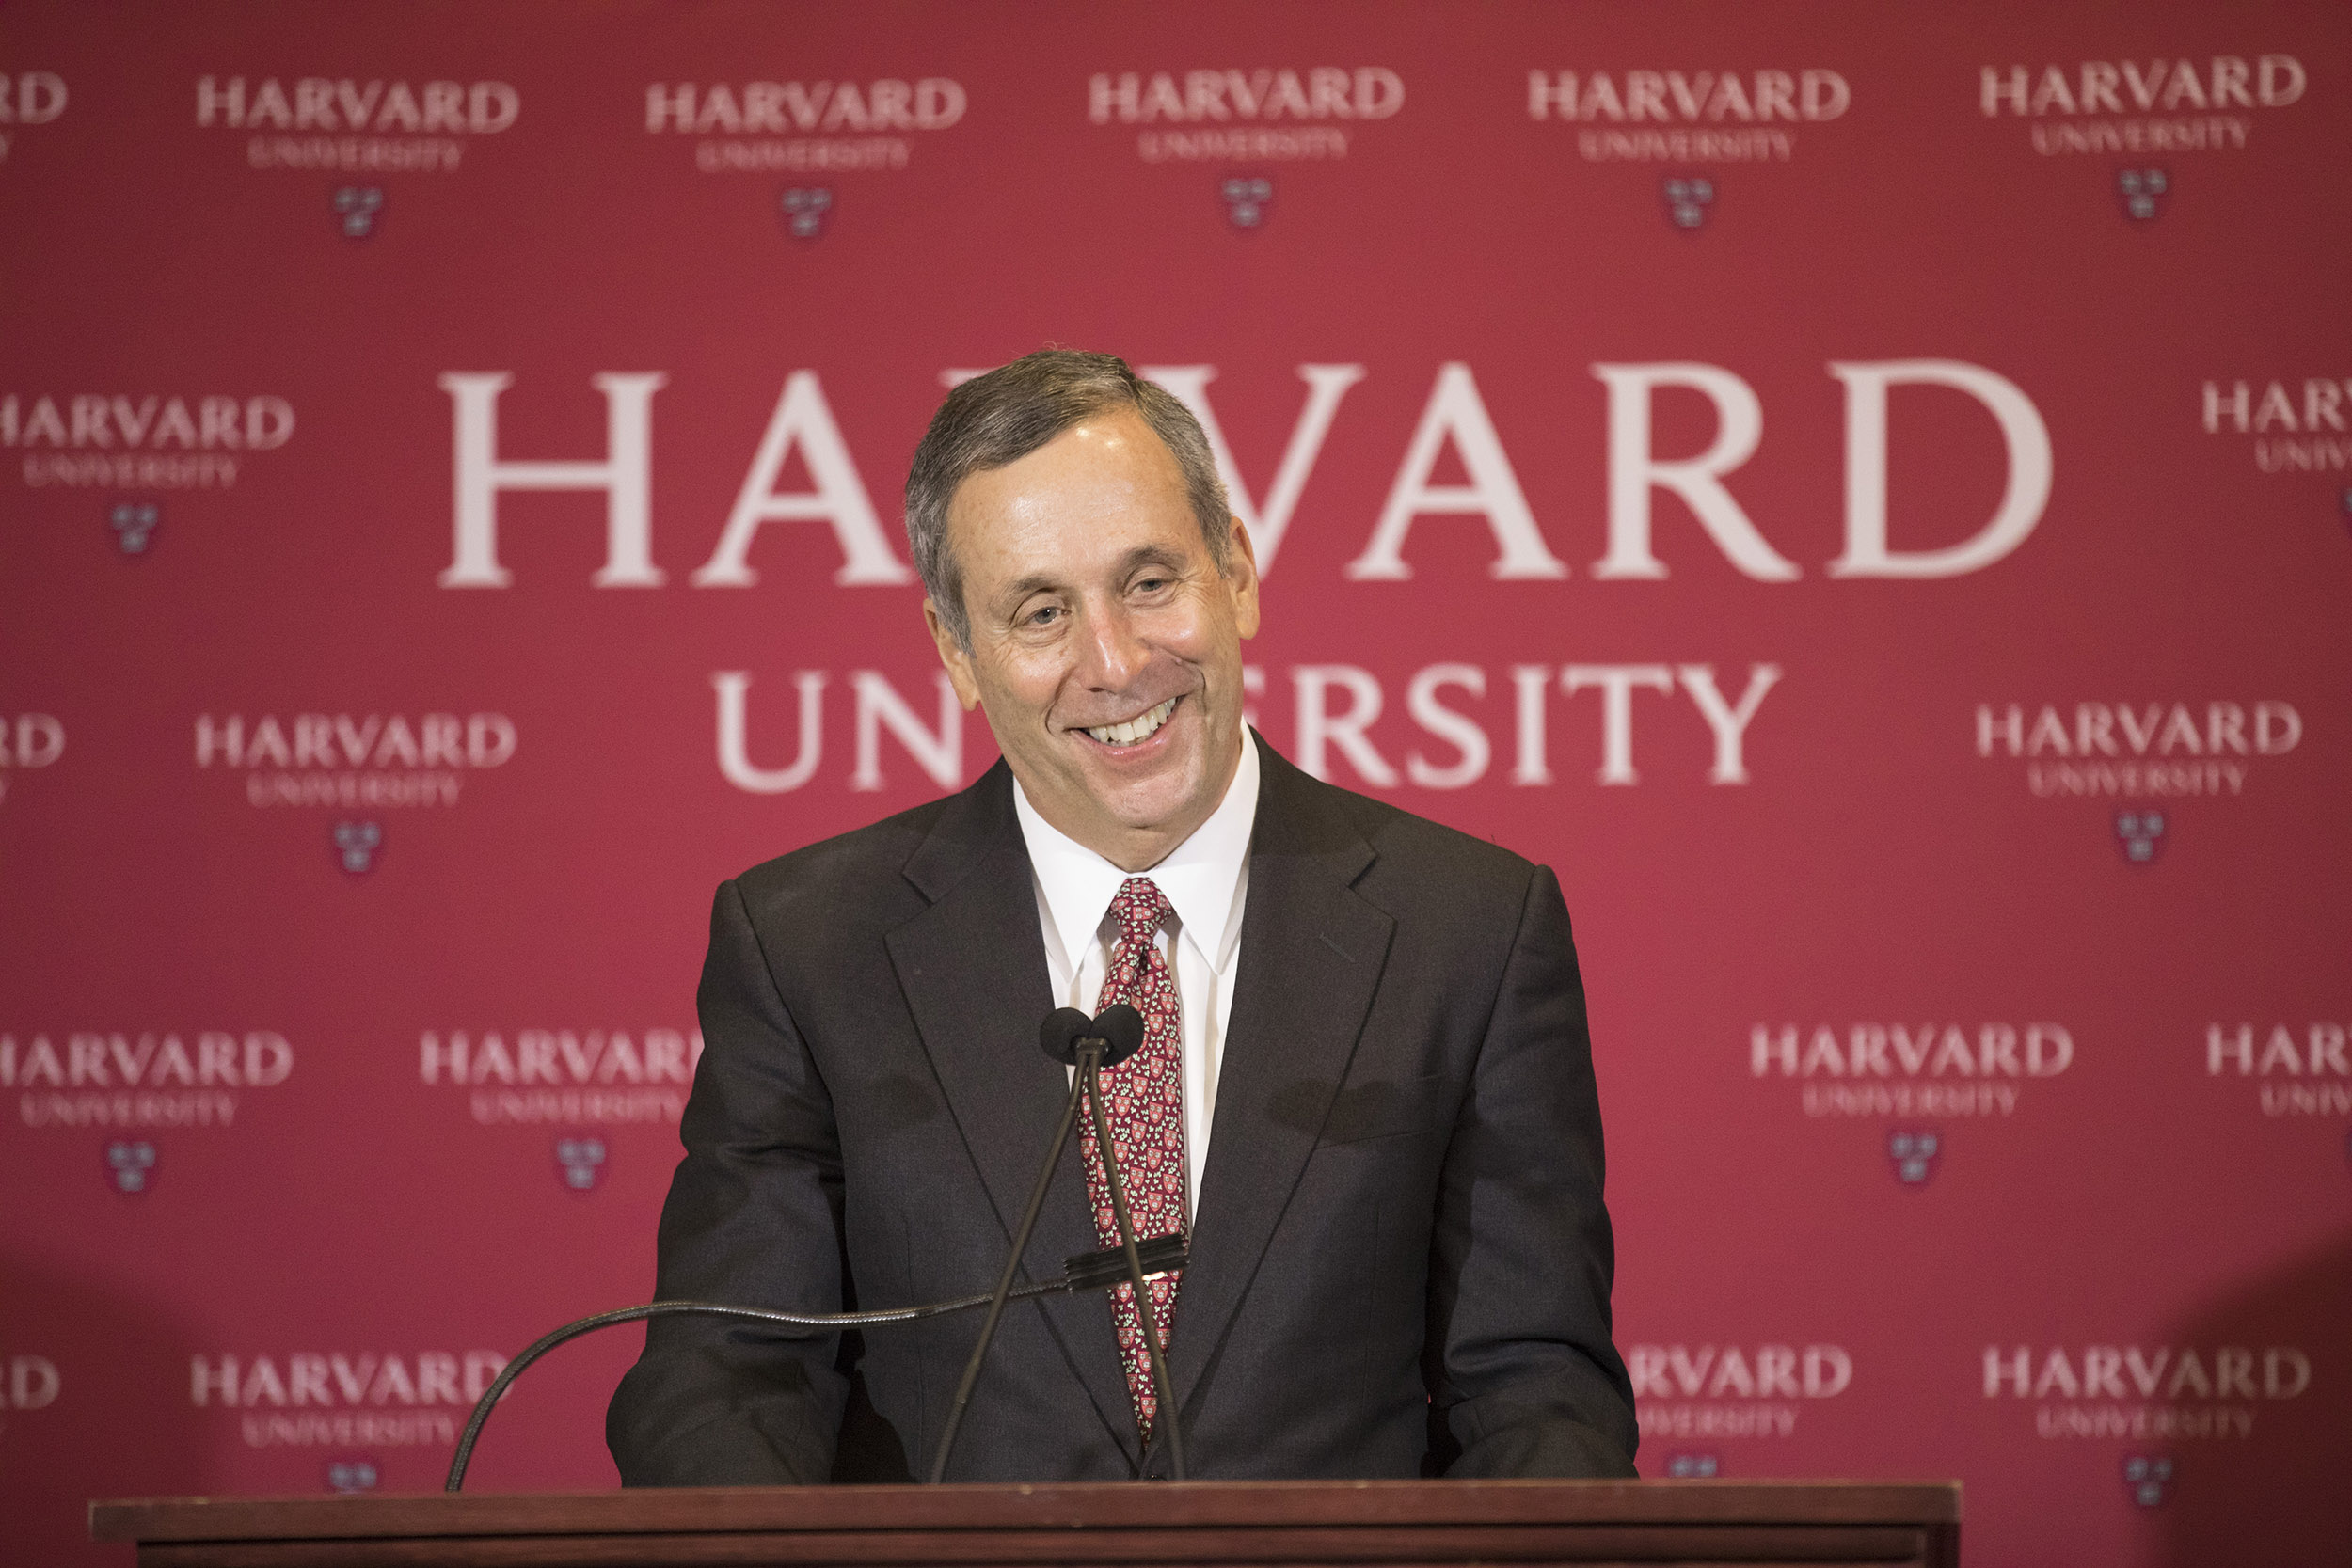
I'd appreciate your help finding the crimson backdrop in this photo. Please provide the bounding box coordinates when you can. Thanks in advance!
[4,3,2349,1565]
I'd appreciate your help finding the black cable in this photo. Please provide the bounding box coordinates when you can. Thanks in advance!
[927,1061,1089,1483]
[451,1004,1185,1493]
[443,1236,1190,1492]
[1081,1053,1187,1481]
[448,1284,1029,1491]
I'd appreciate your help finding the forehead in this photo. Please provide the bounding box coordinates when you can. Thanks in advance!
[945,408,1200,585]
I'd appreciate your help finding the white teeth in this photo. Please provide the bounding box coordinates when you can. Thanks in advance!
[1084,698,1177,747]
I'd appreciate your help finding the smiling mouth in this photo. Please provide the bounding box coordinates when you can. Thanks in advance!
[1080,697,1179,748]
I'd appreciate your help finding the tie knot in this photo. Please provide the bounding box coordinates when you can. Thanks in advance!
[1109,876,1173,942]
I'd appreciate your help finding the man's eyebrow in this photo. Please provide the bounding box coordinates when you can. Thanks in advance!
[995,572,1064,606]
[989,572,1075,621]
[990,546,1190,616]
[1119,543,1189,576]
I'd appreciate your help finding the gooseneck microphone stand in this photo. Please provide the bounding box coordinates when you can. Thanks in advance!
[445,1230,1186,1490]
[925,1029,1094,1482]
[929,1005,1187,1482]
[449,1293,997,1490]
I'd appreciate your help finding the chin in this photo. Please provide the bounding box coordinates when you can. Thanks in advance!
[1104,790,1192,833]
[1099,768,1204,833]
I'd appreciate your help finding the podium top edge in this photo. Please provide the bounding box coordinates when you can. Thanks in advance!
[92,1478,1963,1543]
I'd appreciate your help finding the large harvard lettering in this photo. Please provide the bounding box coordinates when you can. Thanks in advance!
[438,361,2051,589]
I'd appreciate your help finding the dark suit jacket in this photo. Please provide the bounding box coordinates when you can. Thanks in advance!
[608,735,1636,1482]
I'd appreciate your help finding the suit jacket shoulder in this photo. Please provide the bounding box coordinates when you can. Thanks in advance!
[727,763,1018,944]
[1254,739,1549,942]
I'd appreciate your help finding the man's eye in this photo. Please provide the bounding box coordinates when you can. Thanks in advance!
[1025,605,1062,626]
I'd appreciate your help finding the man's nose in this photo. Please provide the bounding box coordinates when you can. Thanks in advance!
[1076,602,1148,689]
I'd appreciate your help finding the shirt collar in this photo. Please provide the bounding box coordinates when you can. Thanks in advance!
[1013,731,1261,974]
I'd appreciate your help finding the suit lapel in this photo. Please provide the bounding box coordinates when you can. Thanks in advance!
[883,762,1139,1463]
[1169,739,1394,1413]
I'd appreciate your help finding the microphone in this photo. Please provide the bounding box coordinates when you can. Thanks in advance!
[1040,1003,1144,1067]
[924,1003,1152,1483]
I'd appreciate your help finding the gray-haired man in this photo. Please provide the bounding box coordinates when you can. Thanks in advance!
[610,349,1635,1483]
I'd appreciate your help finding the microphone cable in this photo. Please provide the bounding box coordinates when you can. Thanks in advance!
[446,1231,1184,1491]
[449,1005,1185,1492]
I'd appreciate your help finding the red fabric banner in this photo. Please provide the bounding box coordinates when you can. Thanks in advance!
[3,3,2346,1562]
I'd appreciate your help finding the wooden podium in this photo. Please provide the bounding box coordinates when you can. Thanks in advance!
[94,1479,1960,1565]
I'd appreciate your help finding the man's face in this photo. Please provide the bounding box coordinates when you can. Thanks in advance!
[927,407,1260,871]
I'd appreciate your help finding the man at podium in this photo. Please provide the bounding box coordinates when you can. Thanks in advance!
[608,350,1637,1483]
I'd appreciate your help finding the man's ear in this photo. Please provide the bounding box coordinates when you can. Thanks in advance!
[1224,515,1262,641]
[924,598,983,711]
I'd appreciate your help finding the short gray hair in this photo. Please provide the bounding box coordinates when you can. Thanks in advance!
[904,349,1232,649]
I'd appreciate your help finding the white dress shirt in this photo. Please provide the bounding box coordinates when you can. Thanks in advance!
[1011,734,1261,1217]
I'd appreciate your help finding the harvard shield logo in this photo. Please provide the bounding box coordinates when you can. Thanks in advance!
[2114,807,2166,865]
[781,186,833,238]
[105,1139,158,1194]
[1221,176,1272,229]
[332,185,384,238]
[2116,167,2168,221]
[555,1135,608,1192]
[1887,1128,1940,1186]
[1662,175,1714,230]
[2122,1453,2174,1507]
[109,501,160,554]
[333,819,384,874]
[325,1457,380,1493]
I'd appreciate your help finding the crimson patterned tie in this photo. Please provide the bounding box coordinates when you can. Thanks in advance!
[1078,875,1186,1444]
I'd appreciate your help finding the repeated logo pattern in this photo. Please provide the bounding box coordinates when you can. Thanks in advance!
[1077,876,1187,1445]
[1,12,2339,1560]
